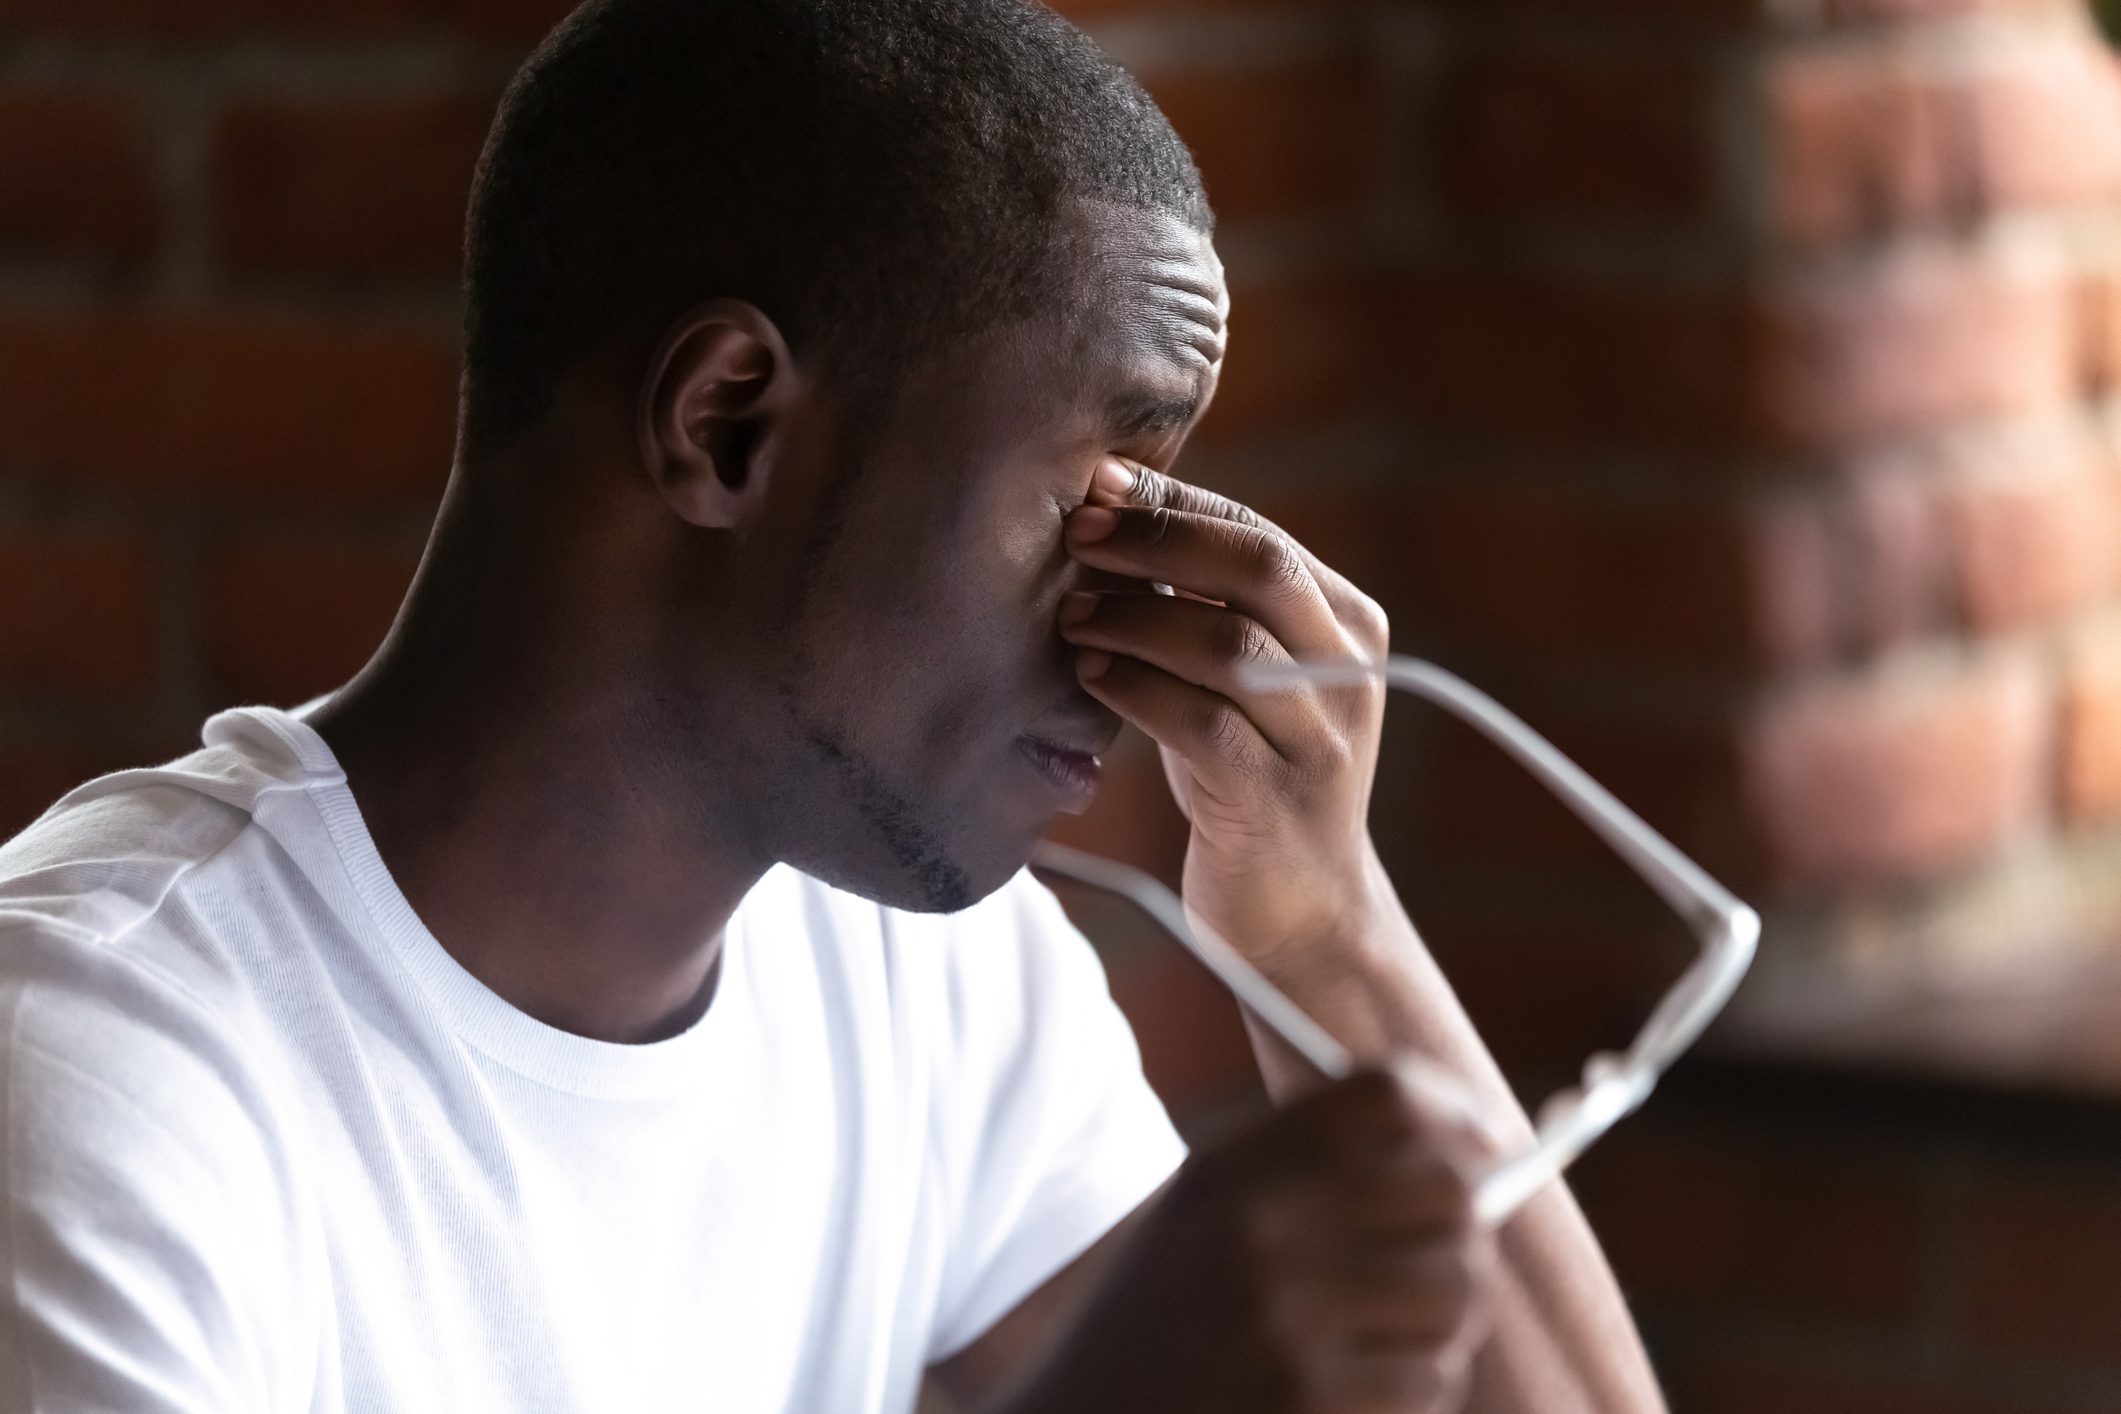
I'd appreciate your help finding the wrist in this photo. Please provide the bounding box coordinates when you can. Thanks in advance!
[1251,839,1401,988]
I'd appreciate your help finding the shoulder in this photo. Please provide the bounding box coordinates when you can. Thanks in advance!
[0,711,327,1155]
[0,706,320,950]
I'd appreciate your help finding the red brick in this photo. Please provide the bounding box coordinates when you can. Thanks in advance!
[209,90,497,287]
[1199,271,1378,446]
[1572,1125,1928,1327]
[2,0,456,38]
[0,527,155,695]
[1963,1166,2121,1362]
[1751,249,2074,451]
[1943,460,2121,633]
[1738,651,2051,887]
[1104,946,1263,1121]
[1438,50,1722,223]
[2061,631,2121,825]
[1407,701,1745,886]
[1768,50,1948,249]
[1749,469,1953,668]
[1958,44,2121,213]
[1400,478,1962,673]
[1436,0,2065,22]
[1768,43,2121,249]
[0,306,456,499]
[1403,253,2072,452]
[1046,0,1343,18]
[462,0,580,39]
[0,87,160,277]
[1406,490,1756,662]
[1398,270,1751,446]
[1140,59,1379,221]
[203,537,418,704]
[1424,0,1756,21]
[2077,269,2121,395]
[1806,0,2080,22]
[1413,905,1697,1099]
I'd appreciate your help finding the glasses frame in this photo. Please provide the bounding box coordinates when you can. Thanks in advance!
[1031,653,1759,1228]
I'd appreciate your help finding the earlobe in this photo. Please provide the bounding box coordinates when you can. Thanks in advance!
[635,298,794,530]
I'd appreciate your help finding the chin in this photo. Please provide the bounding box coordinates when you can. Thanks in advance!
[782,815,1033,916]
[781,724,1048,913]
[880,830,1032,914]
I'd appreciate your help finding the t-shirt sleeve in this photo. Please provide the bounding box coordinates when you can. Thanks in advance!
[923,868,1188,1363]
[0,919,310,1412]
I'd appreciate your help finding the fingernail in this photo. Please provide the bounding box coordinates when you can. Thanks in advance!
[1093,457,1137,497]
[1076,648,1111,680]
[1058,590,1098,628]
[1068,505,1119,543]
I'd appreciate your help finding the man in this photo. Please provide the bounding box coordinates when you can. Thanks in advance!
[0,0,1664,1409]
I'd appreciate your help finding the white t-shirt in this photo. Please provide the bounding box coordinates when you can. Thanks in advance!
[0,703,1186,1413]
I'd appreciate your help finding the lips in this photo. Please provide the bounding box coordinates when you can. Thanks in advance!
[1015,733,1106,814]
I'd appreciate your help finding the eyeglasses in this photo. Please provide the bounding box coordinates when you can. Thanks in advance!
[1031,653,1759,1228]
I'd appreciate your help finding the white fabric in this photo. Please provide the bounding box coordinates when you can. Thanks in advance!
[0,703,1185,1413]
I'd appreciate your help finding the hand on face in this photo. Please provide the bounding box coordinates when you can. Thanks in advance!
[1019,1061,1496,1414]
[1060,455,1391,976]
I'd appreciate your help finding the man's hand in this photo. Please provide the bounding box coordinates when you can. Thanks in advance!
[1058,457,1668,1414]
[1003,1062,1495,1414]
[1061,455,1391,979]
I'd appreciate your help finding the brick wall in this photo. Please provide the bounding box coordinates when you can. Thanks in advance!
[1571,1053,2121,1411]
[11,0,2121,1408]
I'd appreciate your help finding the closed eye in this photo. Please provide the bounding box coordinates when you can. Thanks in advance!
[1107,393,1199,441]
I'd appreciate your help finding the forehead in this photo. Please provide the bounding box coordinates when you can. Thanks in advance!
[1049,201,1228,409]
[872,204,1226,458]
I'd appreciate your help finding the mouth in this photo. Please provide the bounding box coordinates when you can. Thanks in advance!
[1014,734,1104,814]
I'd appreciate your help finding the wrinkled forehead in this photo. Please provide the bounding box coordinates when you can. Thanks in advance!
[1049,202,1228,404]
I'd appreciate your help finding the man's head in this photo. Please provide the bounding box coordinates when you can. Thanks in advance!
[452,0,1227,912]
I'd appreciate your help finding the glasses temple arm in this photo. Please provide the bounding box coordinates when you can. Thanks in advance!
[1031,841,1355,1081]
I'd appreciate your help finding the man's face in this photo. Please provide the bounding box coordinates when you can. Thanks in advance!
[745,203,1228,912]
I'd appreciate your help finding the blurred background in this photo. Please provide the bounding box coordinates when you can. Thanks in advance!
[9,0,2121,1407]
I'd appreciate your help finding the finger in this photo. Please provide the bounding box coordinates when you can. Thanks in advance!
[1094,457,1390,652]
[1059,591,1329,755]
[1283,1161,1480,1252]
[1214,1066,1481,1188]
[1267,1243,1485,1346]
[1066,503,1350,662]
[1074,646,1283,781]
[1246,1153,1479,1264]
[1301,1341,1477,1414]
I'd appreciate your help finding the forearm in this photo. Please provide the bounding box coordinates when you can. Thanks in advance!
[1240,841,1666,1414]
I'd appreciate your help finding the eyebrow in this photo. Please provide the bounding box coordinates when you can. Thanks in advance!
[1105,391,1201,440]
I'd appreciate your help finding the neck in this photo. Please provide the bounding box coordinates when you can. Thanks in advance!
[309,474,766,1045]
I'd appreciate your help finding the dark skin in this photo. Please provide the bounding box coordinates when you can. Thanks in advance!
[312,198,1662,1410]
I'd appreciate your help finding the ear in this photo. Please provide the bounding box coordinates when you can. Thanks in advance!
[635,298,798,530]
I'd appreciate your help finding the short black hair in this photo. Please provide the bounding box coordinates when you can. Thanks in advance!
[459,0,1213,465]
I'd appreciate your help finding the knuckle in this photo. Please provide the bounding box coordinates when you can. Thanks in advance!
[1305,730,1358,780]
[1345,590,1390,648]
[1133,466,1177,508]
[1187,697,1250,755]
[1428,1249,1483,1318]
[1245,528,1309,597]
[1214,611,1276,666]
